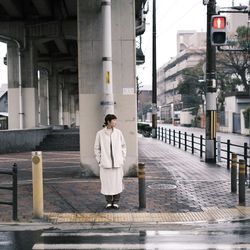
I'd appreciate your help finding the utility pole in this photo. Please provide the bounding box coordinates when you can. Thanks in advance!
[152,0,157,138]
[205,0,217,163]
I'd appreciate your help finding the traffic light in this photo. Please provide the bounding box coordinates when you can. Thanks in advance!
[211,15,227,45]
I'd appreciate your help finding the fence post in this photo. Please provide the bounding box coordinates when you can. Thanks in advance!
[244,142,248,179]
[217,136,221,162]
[12,163,18,221]
[227,139,230,170]
[173,130,176,146]
[184,132,187,151]
[165,128,167,143]
[214,137,217,162]
[161,127,164,141]
[239,159,245,205]
[179,131,181,148]
[191,133,194,154]
[169,129,171,144]
[138,163,146,209]
[200,135,203,158]
[231,153,237,193]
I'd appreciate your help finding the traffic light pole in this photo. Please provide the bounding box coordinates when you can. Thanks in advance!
[151,0,157,138]
[205,0,217,163]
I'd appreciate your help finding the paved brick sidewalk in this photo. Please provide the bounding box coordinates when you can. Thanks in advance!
[0,136,249,222]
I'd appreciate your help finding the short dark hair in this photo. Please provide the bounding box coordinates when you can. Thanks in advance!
[103,114,117,127]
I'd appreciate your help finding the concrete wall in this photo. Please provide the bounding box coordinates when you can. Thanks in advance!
[241,109,250,135]
[0,127,52,154]
[77,0,137,176]
[219,112,233,133]
[180,111,195,126]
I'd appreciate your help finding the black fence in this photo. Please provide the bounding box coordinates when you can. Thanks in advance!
[0,163,18,220]
[156,127,250,187]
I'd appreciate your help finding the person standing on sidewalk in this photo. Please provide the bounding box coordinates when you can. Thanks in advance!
[94,114,126,209]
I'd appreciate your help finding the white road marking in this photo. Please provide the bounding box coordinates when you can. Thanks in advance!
[32,243,250,250]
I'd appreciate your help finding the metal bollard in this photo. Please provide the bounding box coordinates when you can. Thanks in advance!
[231,153,237,193]
[138,163,146,209]
[238,159,245,205]
[32,151,44,218]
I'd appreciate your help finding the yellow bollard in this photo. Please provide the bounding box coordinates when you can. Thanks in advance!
[231,153,237,193]
[32,151,44,218]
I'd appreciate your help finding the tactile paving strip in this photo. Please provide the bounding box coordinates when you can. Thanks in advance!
[44,206,250,223]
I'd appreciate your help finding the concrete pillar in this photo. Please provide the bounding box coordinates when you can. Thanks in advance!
[7,40,39,129]
[38,70,49,126]
[7,43,19,129]
[48,73,59,125]
[77,0,137,176]
[75,95,80,127]
[69,94,76,127]
[58,82,63,125]
[62,85,70,126]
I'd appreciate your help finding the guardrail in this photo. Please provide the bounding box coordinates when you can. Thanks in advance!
[156,127,250,188]
[0,163,18,220]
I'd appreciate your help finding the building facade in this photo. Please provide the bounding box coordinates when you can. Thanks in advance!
[157,31,206,122]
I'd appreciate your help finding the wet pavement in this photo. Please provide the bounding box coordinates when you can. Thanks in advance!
[0,135,249,223]
[1,220,250,249]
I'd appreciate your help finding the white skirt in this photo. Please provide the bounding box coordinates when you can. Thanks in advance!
[100,167,124,195]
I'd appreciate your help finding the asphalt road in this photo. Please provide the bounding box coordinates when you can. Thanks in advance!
[1,220,250,250]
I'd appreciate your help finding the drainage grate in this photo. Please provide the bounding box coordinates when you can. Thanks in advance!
[148,183,177,190]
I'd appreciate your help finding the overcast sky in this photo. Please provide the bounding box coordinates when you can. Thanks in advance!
[0,0,249,88]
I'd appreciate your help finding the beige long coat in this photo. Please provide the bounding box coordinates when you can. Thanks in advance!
[94,127,126,195]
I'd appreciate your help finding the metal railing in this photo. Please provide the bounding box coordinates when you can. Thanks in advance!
[0,163,18,220]
[156,127,250,187]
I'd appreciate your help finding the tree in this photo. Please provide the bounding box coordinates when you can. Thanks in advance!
[217,26,250,94]
[177,62,206,126]
[177,62,205,110]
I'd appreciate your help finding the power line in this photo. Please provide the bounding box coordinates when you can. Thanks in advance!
[157,0,202,36]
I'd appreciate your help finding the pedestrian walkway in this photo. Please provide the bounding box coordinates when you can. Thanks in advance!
[0,136,249,223]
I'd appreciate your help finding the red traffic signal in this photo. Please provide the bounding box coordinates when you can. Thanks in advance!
[211,15,227,46]
[212,16,226,29]
[211,15,227,45]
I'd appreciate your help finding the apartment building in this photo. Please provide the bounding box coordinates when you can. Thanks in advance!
[157,31,206,122]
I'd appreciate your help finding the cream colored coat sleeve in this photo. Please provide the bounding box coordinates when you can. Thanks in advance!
[94,131,101,164]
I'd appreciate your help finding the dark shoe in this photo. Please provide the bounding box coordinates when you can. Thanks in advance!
[112,203,119,209]
[106,203,112,209]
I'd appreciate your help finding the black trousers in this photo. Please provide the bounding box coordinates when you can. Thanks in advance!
[105,193,120,203]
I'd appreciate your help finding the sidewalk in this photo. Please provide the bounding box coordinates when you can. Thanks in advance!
[0,136,249,223]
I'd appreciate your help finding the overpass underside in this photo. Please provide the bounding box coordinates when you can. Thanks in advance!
[0,0,147,176]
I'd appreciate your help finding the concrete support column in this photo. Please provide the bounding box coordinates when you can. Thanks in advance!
[7,40,38,129]
[77,0,137,176]
[48,74,59,125]
[75,95,80,127]
[69,94,76,127]
[7,43,19,129]
[58,82,63,125]
[38,70,49,126]
[63,85,70,126]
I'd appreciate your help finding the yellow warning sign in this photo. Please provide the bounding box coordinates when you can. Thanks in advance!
[105,71,110,84]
